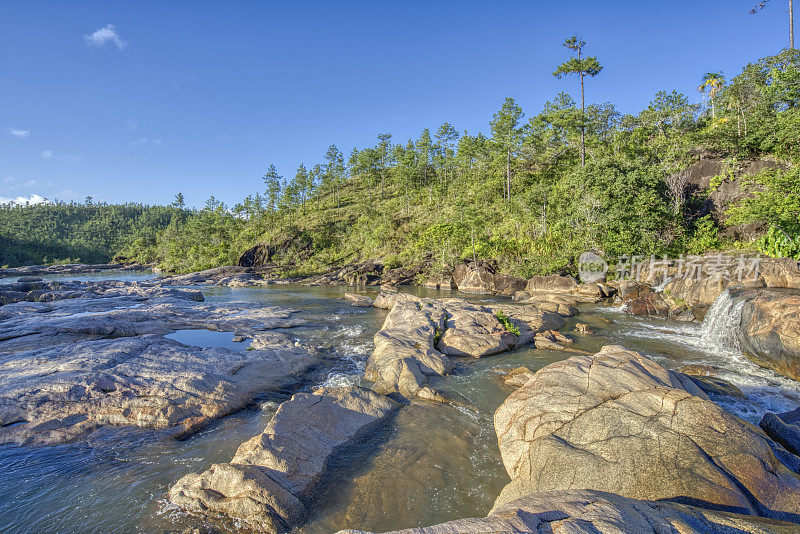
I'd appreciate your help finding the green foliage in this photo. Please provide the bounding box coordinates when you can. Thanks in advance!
[756,225,800,260]
[687,215,722,255]
[0,201,180,267]
[495,310,521,336]
[6,50,800,276]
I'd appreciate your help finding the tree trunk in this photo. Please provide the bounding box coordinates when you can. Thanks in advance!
[580,72,586,167]
[791,0,795,49]
[506,145,511,201]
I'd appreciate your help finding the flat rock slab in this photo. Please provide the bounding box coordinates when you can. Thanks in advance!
[336,489,800,534]
[0,335,320,445]
[169,386,399,533]
[494,345,800,522]
[0,281,318,444]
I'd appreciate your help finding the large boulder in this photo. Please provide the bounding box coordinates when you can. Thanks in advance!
[494,345,800,522]
[525,274,578,294]
[451,262,526,296]
[169,387,399,533]
[337,489,800,534]
[436,299,516,358]
[365,296,450,397]
[738,288,800,381]
[452,261,497,294]
[365,296,566,398]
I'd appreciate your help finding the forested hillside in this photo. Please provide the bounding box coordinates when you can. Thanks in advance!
[0,202,185,267]
[4,48,799,275]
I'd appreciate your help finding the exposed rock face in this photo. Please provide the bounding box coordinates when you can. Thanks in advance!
[0,336,319,445]
[738,289,800,381]
[525,274,578,294]
[336,489,800,534]
[623,255,800,320]
[494,345,800,522]
[169,387,399,533]
[0,282,318,444]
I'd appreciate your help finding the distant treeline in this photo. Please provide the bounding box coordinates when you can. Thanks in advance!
[0,202,186,267]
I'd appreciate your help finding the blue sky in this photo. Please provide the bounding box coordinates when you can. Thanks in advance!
[0,1,794,207]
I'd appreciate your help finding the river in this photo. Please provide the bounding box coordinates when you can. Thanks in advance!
[0,276,798,533]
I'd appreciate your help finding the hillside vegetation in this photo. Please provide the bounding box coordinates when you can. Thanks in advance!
[3,48,799,275]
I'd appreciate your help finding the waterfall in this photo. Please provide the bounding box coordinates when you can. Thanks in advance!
[699,289,745,353]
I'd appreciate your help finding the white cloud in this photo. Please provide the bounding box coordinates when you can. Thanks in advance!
[63,154,85,164]
[0,194,48,206]
[41,149,52,158]
[6,128,30,138]
[130,137,162,147]
[84,24,126,50]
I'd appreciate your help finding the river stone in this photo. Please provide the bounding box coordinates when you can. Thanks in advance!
[344,292,374,307]
[762,412,800,457]
[738,288,800,381]
[336,489,800,534]
[168,387,399,533]
[525,274,578,293]
[366,296,449,397]
[436,300,516,358]
[494,345,800,522]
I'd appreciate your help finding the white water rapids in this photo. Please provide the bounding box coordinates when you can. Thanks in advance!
[598,289,800,422]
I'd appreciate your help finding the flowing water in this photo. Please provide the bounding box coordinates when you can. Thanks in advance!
[1,279,799,533]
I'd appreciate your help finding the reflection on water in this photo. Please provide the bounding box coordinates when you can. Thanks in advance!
[165,329,253,351]
[1,282,799,533]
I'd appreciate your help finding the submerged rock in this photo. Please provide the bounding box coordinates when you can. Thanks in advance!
[494,345,800,522]
[169,387,399,533]
[337,489,800,534]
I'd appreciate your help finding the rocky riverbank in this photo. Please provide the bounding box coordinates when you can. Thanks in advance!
[5,262,800,533]
[336,345,800,534]
[0,279,326,445]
